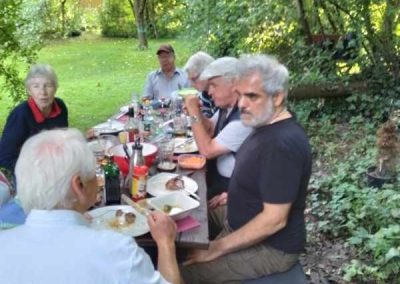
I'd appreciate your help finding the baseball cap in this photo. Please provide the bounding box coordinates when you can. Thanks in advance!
[156,44,175,55]
[199,57,238,80]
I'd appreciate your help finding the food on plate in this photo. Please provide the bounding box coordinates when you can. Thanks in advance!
[124,212,136,224]
[178,154,206,169]
[165,176,185,190]
[108,210,136,229]
[162,204,183,215]
[162,204,173,213]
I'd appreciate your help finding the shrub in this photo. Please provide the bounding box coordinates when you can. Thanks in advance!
[99,0,136,38]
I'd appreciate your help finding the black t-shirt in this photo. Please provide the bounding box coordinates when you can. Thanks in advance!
[227,117,312,253]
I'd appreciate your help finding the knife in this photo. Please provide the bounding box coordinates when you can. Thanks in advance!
[121,194,150,216]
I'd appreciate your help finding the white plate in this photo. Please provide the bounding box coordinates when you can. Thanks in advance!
[93,120,125,134]
[147,173,198,197]
[87,205,149,237]
[174,137,198,154]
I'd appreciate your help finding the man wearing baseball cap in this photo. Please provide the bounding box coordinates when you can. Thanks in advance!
[142,44,189,100]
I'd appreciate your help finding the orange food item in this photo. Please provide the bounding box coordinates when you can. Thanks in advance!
[178,154,206,169]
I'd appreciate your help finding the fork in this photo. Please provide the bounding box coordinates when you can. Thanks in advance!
[175,138,194,148]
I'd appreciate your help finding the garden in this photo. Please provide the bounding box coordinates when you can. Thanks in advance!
[1,0,399,283]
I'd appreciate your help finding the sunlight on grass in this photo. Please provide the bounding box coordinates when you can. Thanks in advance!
[0,34,193,132]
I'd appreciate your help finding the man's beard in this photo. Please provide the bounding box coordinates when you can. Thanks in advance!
[241,99,275,128]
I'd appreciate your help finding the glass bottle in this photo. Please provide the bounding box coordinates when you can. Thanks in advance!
[103,154,121,205]
[124,105,139,143]
[128,139,148,201]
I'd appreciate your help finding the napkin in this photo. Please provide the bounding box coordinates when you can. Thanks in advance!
[175,215,200,233]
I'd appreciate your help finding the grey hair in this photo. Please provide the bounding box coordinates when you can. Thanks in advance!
[183,51,215,77]
[15,128,96,213]
[24,64,58,89]
[236,54,289,100]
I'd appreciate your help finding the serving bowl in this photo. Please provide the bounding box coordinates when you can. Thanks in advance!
[178,154,206,169]
[147,191,200,220]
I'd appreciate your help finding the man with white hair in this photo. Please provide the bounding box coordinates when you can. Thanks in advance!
[181,54,312,283]
[0,129,181,284]
[183,51,216,117]
[184,57,252,201]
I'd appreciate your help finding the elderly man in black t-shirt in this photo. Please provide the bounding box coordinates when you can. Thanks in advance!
[181,54,312,283]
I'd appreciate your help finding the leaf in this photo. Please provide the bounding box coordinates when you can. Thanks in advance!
[385,247,400,262]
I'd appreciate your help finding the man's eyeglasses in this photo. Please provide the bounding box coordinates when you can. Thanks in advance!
[188,74,200,83]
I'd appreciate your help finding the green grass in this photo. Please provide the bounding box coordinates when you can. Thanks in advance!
[0,34,193,132]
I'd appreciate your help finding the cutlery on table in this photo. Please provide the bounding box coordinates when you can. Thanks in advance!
[121,194,150,216]
[175,138,194,148]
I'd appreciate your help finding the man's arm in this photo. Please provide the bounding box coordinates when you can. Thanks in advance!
[184,202,291,265]
[148,212,182,284]
[185,95,229,159]
[142,72,154,100]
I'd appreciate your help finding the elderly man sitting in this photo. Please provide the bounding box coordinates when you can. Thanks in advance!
[0,129,180,284]
[183,51,216,118]
[184,57,252,201]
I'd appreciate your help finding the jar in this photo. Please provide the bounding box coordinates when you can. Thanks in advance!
[131,165,148,201]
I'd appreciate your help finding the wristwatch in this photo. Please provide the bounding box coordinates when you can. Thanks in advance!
[189,115,200,124]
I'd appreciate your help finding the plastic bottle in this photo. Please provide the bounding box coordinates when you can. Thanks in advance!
[103,155,121,204]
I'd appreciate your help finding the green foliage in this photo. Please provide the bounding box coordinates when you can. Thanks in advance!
[99,0,136,38]
[0,0,42,104]
[32,0,83,38]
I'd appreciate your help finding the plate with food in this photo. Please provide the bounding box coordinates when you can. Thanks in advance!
[87,205,149,237]
[147,173,198,197]
[174,137,198,154]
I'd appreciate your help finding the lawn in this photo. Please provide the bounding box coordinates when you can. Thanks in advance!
[0,34,193,132]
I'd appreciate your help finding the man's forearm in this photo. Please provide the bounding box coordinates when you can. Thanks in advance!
[157,242,181,284]
[214,205,290,258]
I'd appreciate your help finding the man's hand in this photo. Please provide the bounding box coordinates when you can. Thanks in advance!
[184,94,201,115]
[208,192,228,209]
[147,211,177,246]
[183,241,222,266]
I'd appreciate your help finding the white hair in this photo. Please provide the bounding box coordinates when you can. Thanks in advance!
[15,128,96,213]
[183,51,215,77]
[236,54,289,101]
[25,64,58,89]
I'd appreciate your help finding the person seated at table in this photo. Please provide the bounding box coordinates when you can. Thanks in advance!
[184,57,252,200]
[180,54,312,283]
[0,128,181,284]
[142,44,189,101]
[183,51,216,118]
[0,64,68,176]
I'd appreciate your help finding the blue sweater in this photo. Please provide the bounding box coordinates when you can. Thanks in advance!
[0,98,68,173]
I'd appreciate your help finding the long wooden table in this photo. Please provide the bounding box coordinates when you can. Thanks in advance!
[134,168,210,249]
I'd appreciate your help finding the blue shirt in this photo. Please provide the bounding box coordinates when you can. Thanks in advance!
[142,68,189,100]
[0,210,169,284]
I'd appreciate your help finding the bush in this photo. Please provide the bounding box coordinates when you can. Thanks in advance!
[99,0,136,38]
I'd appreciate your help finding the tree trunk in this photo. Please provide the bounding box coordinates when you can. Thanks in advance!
[294,0,313,44]
[60,0,67,35]
[128,0,148,49]
[145,0,158,39]
[289,82,367,100]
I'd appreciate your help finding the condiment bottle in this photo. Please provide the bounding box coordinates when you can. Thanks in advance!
[131,165,148,201]
[124,105,139,143]
[128,139,148,201]
[103,154,121,204]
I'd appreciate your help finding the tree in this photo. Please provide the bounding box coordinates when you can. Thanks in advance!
[0,0,43,103]
[127,0,148,49]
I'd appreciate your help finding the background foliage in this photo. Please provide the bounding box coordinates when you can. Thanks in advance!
[0,0,399,282]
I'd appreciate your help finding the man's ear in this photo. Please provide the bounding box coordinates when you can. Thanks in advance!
[273,92,285,108]
[71,175,85,202]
